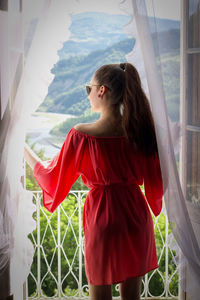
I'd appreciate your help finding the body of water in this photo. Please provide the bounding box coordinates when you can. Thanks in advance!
[26,112,74,159]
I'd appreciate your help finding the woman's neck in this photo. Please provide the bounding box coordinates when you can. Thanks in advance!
[98,106,122,125]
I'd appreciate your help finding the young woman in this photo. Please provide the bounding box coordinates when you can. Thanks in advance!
[24,62,164,300]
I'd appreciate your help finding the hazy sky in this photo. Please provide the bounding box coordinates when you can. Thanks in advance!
[69,0,180,20]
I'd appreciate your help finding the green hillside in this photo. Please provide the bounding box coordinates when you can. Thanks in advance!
[38,38,135,115]
[50,48,180,137]
[58,12,179,59]
[161,50,180,121]
[38,25,180,138]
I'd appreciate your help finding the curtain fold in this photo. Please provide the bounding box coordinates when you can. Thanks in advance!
[0,0,72,296]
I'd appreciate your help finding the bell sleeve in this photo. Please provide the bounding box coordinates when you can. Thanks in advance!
[33,128,85,213]
[143,152,164,217]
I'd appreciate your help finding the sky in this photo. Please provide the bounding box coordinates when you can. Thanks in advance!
[68,0,180,20]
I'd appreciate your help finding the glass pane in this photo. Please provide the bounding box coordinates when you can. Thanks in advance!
[188,0,200,48]
[187,53,200,126]
[186,131,200,204]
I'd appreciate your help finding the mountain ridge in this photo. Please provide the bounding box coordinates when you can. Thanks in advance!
[58,11,180,59]
[37,12,180,136]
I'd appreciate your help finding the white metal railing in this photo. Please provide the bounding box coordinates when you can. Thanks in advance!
[28,190,179,299]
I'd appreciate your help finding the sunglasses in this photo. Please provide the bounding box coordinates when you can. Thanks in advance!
[85,84,101,95]
[85,84,111,95]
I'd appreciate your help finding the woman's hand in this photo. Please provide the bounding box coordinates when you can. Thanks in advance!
[24,143,43,170]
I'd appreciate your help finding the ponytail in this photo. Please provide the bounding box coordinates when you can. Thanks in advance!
[94,62,158,157]
[120,62,158,157]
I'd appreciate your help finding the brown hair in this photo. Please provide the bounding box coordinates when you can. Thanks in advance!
[94,62,158,157]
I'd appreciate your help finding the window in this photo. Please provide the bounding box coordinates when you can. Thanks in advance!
[181,0,200,206]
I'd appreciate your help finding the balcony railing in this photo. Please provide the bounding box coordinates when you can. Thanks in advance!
[28,190,179,299]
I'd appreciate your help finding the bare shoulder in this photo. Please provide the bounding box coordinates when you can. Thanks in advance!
[73,123,95,134]
[73,122,125,137]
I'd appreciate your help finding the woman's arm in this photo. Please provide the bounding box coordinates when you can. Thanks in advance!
[24,143,43,170]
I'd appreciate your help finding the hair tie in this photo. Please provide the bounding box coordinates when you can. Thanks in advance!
[119,63,126,72]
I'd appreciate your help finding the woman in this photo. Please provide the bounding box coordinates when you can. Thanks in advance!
[24,62,164,300]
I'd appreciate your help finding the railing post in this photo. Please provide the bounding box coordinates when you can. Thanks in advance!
[78,192,82,297]
[178,249,186,300]
[23,159,27,300]
[37,192,41,297]
[144,273,148,298]
[165,212,169,298]
[57,205,61,298]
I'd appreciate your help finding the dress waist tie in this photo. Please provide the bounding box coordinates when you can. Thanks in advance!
[90,181,140,189]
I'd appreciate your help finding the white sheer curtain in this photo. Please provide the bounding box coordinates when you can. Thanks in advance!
[0,0,72,296]
[121,1,200,299]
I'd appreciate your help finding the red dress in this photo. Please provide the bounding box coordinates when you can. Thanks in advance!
[33,127,164,285]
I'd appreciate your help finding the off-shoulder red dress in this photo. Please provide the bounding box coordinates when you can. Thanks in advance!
[33,127,164,285]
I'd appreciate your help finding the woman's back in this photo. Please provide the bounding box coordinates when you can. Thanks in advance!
[74,127,143,186]
[66,127,163,285]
